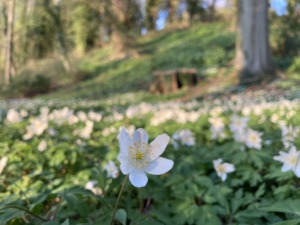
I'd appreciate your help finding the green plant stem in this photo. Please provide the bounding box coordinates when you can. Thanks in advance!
[110,174,128,225]
[0,178,30,206]
[0,205,48,222]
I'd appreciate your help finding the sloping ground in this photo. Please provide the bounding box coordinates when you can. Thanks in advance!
[40,23,236,100]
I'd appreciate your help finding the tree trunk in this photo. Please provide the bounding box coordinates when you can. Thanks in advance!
[208,0,217,22]
[235,0,275,83]
[45,1,71,71]
[4,0,15,85]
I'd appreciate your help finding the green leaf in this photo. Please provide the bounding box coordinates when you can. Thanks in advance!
[29,191,51,210]
[61,218,70,225]
[0,209,23,224]
[138,220,163,225]
[42,221,60,225]
[261,200,300,216]
[115,209,126,225]
[255,183,265,198]
[271,219,300,225]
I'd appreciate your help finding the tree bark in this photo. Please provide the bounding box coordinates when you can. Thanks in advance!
[235,0,275,83]
[4,0,15,85]
[45,1,71,71]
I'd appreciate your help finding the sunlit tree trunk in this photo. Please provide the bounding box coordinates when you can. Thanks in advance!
[235,0,275,83]
[4,0,15,85]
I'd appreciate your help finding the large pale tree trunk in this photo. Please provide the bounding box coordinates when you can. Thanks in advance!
[4,0,15,85]
[235,0,275,83]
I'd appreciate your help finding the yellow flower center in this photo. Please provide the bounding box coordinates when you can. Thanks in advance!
[128,142,154,169]
[250,134,258,142]
[216,164,225,173]
[287,156,297,166]
[135,151,144,161]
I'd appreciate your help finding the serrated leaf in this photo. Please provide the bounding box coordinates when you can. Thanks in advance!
[261,200,300,216]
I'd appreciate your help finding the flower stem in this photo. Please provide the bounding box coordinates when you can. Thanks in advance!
[110,174,128,225]
[0,205,48,222]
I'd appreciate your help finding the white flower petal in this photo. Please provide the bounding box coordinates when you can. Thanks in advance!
[137,128,148,144]
[221,173,227,181]
[294,162,300,177]
[129,169,148,188]
[119,127,132,154]
[132,129,142,150]
[223,163,235,173]
[144,157,174,175]
[120,161,133,175]
[281,163,292,172]
[213,158,223,167]
[0,156,8,174]
[149,134,170,161]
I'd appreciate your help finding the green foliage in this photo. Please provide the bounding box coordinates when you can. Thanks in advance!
[270,0,300,57]
[1,99,300,224]
[3,72,52,98]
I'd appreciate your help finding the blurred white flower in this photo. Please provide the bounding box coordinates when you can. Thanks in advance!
[23,117,48,140]
[20,109,28,117]
[68,114,79,125]
[171,138,179,150]
[242,107,251,116]
[38,140,47,152]
[48,127,57,136]
[280,123,299,149]
[40,106,49,115]
[118,127,173,188]
[77,111,87,121]
[273,146,300,177]
[50,107,73,125]
[270,114,279,123]
[77,120,93,139]
[85,181,103,195]
[210,106,223,117]
[172,129,195,146]
[210,126,226,140]
[0,156,8,174]
[6,109,21,123]
[88,111,102,122]
[208,117,225,130]
[213,158,235,181]
[229,115,249,133]
[104,161,119,178]
[118,125,135,138]
[245,129,263,150]
[102,126,117,137]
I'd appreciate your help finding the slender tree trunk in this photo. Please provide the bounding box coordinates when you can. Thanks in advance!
[235,0,275,83]
[4,0,15,85]
[1,1,7,67]
[45,1,71,71]
[208,0,217,22]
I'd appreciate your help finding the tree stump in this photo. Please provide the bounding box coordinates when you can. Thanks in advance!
[149,68,198,94]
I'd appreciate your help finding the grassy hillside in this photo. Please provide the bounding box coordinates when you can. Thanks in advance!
[54,23,235,99]
[1,23,236,101]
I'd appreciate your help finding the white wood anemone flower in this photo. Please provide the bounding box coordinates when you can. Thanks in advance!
[118,127,174,188]
[213,158,235,181]
[273,146,300,177]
